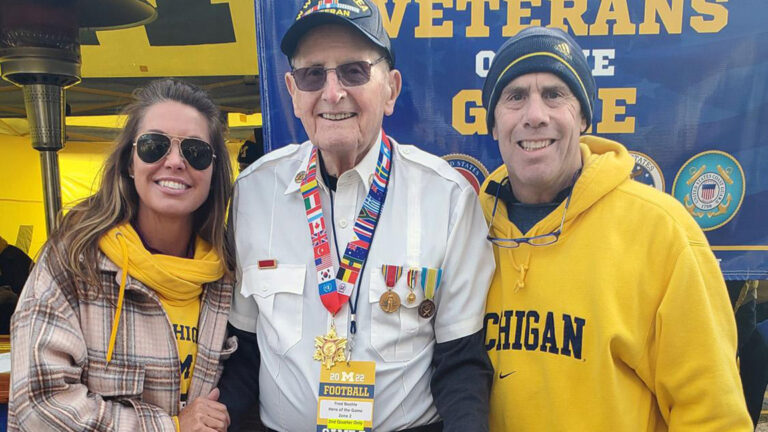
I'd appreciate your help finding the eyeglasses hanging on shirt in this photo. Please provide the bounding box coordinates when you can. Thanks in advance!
[486,171,579,248]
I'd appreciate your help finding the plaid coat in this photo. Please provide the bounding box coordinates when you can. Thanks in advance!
[8,247,236,431]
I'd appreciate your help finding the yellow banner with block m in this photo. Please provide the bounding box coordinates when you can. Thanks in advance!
[81,0,258,78]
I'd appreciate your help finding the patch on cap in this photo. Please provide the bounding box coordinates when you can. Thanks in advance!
[296,0,372,20]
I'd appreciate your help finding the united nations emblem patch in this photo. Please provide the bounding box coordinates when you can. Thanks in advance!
[442,153,489,194]
[629,151,665,192]
[672,150,745,231]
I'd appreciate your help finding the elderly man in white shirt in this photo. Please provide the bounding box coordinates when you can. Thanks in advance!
[218,0,494,430]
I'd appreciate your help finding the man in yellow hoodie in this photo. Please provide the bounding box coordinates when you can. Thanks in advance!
[480,26,752,431]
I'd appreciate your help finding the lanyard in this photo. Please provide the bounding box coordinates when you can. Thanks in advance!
[300,131,392,316]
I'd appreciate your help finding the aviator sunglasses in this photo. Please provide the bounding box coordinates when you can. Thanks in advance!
[133,132,216,170]
[291,56,387,91]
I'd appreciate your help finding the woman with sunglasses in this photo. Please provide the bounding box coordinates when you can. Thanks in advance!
[9,79,235,432]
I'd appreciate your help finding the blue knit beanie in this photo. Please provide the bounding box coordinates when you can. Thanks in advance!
[482,27,595,132]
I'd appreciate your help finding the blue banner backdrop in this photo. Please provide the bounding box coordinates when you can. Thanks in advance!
[255,0,768,279]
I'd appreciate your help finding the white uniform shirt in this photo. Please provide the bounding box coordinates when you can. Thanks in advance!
[230,134,494,431]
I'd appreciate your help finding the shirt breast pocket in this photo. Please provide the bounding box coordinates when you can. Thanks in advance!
[85,359,145,399]
[369,266,434,362]
[242,264,306,355]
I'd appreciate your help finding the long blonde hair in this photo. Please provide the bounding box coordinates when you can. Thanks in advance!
[48,79,234,285]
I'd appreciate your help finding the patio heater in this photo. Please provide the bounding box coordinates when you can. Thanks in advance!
[0,0,156,234]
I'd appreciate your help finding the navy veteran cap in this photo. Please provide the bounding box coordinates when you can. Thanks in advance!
[482,27,595,132]
[281,0,395,67]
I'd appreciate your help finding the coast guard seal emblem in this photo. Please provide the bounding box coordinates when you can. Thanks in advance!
[629,151,665,191]
[672,150,745,231]
[442,153,489,194]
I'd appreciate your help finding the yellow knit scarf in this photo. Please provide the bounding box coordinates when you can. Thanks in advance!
[98,223,224,362]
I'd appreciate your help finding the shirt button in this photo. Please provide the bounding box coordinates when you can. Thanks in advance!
[339,219,348,228]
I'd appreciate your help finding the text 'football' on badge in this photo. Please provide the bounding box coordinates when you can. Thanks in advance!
[317,361,376,431]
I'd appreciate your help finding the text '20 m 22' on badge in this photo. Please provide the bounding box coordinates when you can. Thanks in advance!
[672,150,745,231]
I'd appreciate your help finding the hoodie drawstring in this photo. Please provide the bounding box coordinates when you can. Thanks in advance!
[509,250,531,293]
[106,232,128,364]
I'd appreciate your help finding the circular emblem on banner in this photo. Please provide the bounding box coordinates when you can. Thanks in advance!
[442,153,489,194]
[629,151,665,191]
[672,150,745,231]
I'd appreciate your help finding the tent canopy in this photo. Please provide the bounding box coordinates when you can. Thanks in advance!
[0,0,260,137]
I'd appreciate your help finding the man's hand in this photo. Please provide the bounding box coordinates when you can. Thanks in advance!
[177,388,231,432]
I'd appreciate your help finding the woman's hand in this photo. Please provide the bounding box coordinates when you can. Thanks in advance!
[177,388,231,432]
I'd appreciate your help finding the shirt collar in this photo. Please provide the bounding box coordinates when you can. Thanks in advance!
[284,131,382,195]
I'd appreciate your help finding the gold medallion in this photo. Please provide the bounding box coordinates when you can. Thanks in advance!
[407,291,416,304]
[379,290,401,313]
[313,324,347,369]
[295,170,307,183]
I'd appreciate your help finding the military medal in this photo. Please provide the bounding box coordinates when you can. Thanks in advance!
[313,322,347,369]
[418,299,435,318]
[407,290,417,305]
[379,290,400,313]
[406,268,419,304]
[380,265,403,313]
[419,267,443,319]
[299,131,393,366]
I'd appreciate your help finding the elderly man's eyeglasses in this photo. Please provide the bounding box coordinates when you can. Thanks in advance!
[134,133,216,171]
[486,180,573,248]
[291,56,387,92]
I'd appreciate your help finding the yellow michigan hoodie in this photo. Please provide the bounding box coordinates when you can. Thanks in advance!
[480,136,751,431]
